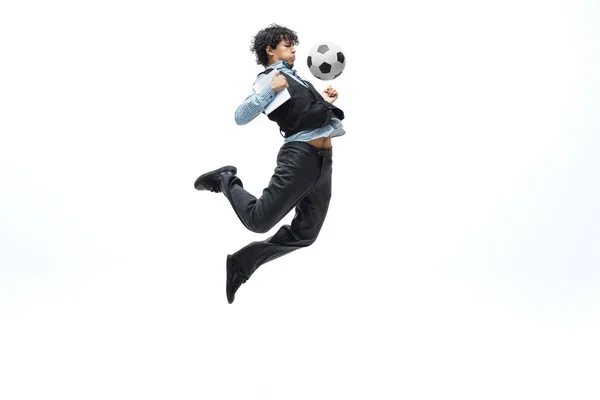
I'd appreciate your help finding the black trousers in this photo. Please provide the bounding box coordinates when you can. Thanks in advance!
[219,141,333,280]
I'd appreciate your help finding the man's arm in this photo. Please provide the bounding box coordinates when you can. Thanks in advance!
[234,86,276,125]
[234,71,289,125]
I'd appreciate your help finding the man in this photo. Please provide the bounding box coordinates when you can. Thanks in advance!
[194,24,345,304]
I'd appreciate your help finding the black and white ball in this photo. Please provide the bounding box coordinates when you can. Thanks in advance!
[307,42,346,81]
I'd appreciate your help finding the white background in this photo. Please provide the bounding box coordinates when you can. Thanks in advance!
[1,0,599,399]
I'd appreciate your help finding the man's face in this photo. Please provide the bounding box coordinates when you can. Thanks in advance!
[268,39,296,67]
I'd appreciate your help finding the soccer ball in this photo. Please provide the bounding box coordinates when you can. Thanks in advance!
[307,42,346,81]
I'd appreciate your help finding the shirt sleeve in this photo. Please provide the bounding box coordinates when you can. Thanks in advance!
[234,85,276,125]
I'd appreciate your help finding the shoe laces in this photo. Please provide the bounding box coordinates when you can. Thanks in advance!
[208,174,229,193]
[235,265,248,284]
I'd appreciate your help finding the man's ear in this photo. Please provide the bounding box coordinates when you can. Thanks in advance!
[266,46,274,55]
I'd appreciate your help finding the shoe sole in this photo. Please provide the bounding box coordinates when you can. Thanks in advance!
[194,165,237,190]
[226,254,235,304]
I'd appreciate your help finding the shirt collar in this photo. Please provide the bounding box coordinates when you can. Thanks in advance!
[267,60,295,73]
[266,60,304,84]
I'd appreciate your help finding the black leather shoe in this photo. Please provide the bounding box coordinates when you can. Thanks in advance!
[194,166,237,192]
[226,254,247,304]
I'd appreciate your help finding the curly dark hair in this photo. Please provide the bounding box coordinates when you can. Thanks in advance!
[250,24,299,67]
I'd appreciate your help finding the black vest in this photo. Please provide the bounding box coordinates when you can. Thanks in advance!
[257,68,345,138]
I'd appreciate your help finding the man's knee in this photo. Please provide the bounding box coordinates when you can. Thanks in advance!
[249,223,271,234]
[248,217,278,234]
[297,229,321,247]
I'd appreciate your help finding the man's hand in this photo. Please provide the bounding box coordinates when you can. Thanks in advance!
[270,71,289,92]
[322,85,338,104]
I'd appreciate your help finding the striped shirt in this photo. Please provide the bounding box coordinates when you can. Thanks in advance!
[234,60,345,143]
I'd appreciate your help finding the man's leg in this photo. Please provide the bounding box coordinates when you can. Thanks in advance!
[226,146,333,302]
[219,141,323,234]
